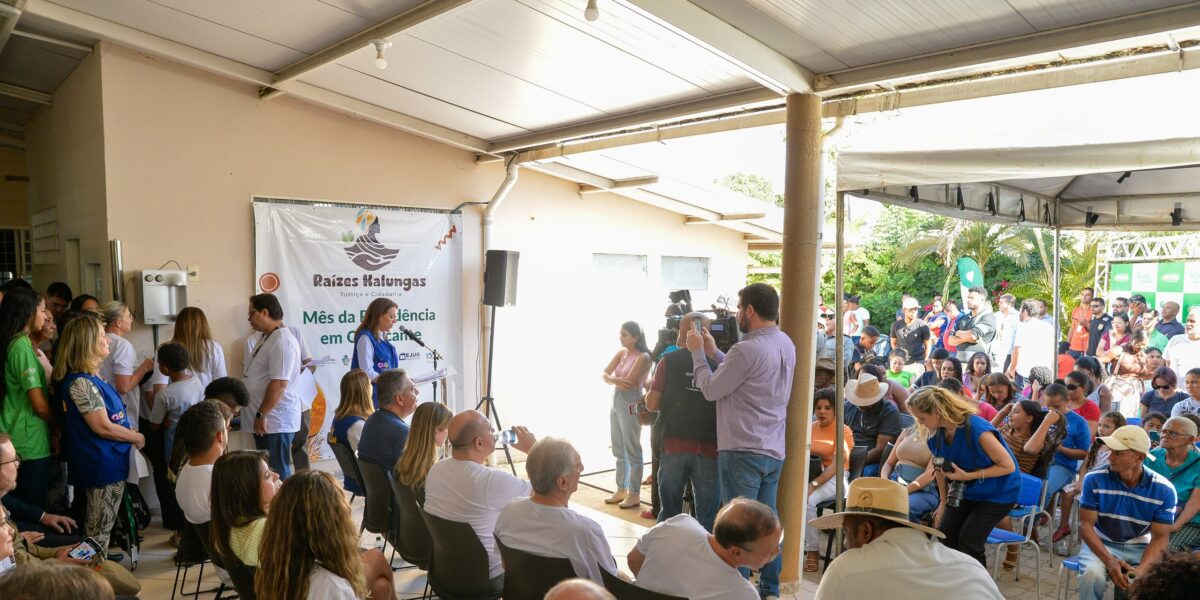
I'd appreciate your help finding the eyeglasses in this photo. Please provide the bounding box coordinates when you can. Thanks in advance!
[1161,430,1193,439]
[821,314,834,319]
[1153,384,1173,391]
[0,456,20,468]
[737,537,783,560]
[1065,383,1080,391]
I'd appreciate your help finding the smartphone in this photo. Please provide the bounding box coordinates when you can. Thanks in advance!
[67,537,103,562]
[1149,430,1161,443]
[691,315,702,334]
[628,402,649,415]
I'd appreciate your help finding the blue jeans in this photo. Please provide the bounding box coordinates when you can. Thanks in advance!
[862,464,881,477]
[610,391,643,491]
[254,431,295,479]
[1047,464,1075,499]
[1078,540,1144,600]
[658,452,719,531]
[719,450,783,598]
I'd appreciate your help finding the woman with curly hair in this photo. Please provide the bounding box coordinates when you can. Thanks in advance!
[256,470,393,600]
[395,400,452,504]
[965,351,991,398]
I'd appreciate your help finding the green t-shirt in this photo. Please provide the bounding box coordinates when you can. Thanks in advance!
[1,335,49,459]
[1147,446,1200,525]
[886,369,914,388]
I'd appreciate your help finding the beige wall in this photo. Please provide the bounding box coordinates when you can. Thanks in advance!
[0,149,29,231]
[42,44,750,464]
[26,49,108,291]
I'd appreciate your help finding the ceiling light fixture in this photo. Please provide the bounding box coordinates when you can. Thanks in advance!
[585,0,600,21]
[371,39,392,70]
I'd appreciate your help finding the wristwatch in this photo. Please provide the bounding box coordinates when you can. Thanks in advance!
[255,411,265,420]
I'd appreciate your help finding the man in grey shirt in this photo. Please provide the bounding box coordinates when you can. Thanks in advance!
[686,283,795,600]
[949,286,996,363]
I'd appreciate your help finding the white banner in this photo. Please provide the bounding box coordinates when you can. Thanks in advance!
[253,198,463,459]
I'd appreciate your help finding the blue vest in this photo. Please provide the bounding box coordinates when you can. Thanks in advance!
[328,415,365,494]
[350,330,399,407]
[59,372,131,488]
[928,415,1021,504]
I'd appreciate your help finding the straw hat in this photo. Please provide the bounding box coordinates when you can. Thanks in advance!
[846,372,887,407]
[815,357,836,373]
[808,477,944,538]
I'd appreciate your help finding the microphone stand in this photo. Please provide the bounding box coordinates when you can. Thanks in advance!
[401,327,446,406]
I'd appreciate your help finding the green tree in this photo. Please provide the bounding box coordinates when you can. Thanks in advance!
[1010,233,1099,338]
[715,173,783,207]
[896,221,1032,299]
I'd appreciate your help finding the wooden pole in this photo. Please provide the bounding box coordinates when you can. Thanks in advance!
[777,93,823,590]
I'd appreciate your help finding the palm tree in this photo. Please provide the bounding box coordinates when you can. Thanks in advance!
[1010,234,1099,338]
[897,221,1032,298]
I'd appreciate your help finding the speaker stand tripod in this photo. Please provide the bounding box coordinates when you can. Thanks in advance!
[477,304,516,475]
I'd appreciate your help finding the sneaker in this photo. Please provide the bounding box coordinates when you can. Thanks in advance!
[603,490,627,504]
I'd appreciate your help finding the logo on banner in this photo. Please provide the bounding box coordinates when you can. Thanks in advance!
[342,209,399,271]
[258,272,280,293]
[1114,273,1130,283]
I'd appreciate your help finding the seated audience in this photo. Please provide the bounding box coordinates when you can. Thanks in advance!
[0,560,115,600]
[843,372,901,477]
[1066,370,1102,435]
[256,470,393,600]
[174,400,227,526]
[1145,416,1200,551]
[1024,383,1087,537]
[1055,411,1126,545]
[0,436,139,595]
[1130,551,1200,600]
[880,419,939,524]
[495,438,617,583]
[1143,412,1167,445]
[424,410,536,594]
[356,369,418,470]
[1077,425,1176,600]
[810,477,1003,599]
[544,579,616,600]
[992,400,1051,476]
[1075,356,1113,414]
[149,342,206,462]
[394,401,452,505]
[1021,365,1054,402]
[803,389,852,571]
[1141,367,1187,418]
[910,348,950,390]
[964,352,991,398]
[210,450,280,567]
[938,356,976,401]
[328,370,372,454]
[886,350,914,389]
[1171,367,1200,418]
[860,363,909,414]
[977,372,1027,414]
[628,498,781,600]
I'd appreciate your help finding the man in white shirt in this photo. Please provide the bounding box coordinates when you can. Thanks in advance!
[992,293,1020,373]
[810,477,1003,599]
[424,410,536,594]
[241,293,302,479]
[627,498,781,600]
[495,438,617,584]
[174,400,228,525]
[1164,306,1200,383]
[1006,299,1056,390]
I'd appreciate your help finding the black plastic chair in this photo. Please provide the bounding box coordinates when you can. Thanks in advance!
[170,522,219,600]
[330,440,366,503]
[390,480,432,570]
[816,445,869,570]
[600,568,688,600]
[192,522,233,599]
[878,442,895,471]
[224,558,257,600]
[420,507,494,600]
[357,458,397,546]
[493,535,577,600]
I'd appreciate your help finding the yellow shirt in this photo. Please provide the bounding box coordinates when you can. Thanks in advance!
[229,517,266,566]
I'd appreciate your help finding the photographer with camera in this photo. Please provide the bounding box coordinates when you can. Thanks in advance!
[907,386,1020,568]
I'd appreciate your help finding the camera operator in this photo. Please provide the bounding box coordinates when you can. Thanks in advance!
[646,312,720,530]
[685,283,795,599]
[906,386,1020,568]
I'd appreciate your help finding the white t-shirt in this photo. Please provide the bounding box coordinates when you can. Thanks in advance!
[633,515,757,600]
[246,326,314,410]
[1171,397,1200,418]
[1011,317,1055,377]
[814,527,1003,600]
[150,340,228,389]
[994,309,1020,356]
[424,458,533,578]
[175,462,214,524]
[149,377,206,426]
[100,333,144,425]
[306,564,355,600]
[1164,335,1200,383]
[241,327,302,434]
[494,498,617,583]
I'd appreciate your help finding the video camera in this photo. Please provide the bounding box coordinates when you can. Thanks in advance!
[651,290,740,361]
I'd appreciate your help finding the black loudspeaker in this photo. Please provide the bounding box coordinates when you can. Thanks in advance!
[483,250,519,307]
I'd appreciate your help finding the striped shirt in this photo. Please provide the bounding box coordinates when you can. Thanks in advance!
[1080,465,1176,544]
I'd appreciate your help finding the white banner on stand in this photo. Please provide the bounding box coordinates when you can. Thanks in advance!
[253,198,463,459]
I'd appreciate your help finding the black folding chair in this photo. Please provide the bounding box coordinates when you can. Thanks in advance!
[330,440,366,503]
[420,507,495,600]
[817,445,869,570]
[493,535,577,600]
[600,568,688,600]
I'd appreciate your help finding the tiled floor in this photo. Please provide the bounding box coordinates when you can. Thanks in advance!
[122,460,1071,600]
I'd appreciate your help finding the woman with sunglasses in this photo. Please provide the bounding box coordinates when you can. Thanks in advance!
[1065,370,1101,437]
[1140,366,1188,419]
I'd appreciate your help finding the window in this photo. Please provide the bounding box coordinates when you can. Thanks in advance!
[0,229,31,282]
[593,253,647,283]
[661,256,709,290]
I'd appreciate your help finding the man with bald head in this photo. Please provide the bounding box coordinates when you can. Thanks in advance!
[647,311,720,530]
[424,410,536,595]
[545,579,616,600]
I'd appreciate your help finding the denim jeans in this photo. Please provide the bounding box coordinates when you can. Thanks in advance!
[719,450,783,597]
[1077,540,1145,600]
[254,431,295,479]
[1047,464,1075,499]
[291,409,312,472]
[658,452,719,531]
[610,391,643,491]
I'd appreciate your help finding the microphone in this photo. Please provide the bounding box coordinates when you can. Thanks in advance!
[398,325,427,348]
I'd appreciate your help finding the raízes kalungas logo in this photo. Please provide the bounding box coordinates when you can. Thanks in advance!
[307,208,429,290]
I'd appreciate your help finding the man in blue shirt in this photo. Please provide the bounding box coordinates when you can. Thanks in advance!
[357,369,419,469]
[1077,425,1176,600]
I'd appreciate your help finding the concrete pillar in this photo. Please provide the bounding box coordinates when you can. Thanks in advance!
[777,93,823,590]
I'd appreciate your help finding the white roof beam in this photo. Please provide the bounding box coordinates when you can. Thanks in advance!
[579,175,660,194]
[817,2,1200,93]
[623,0,812,94]
[12,28,92,53]
[0,81,49,104]
[685,213,767,224]
[23,0,488,153]
[261,0,473,99]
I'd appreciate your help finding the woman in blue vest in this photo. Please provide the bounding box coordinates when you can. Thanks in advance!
[351,298,399,407]
[908,385,1020,568]
[327,369,373,495]
[54,313,145,558]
